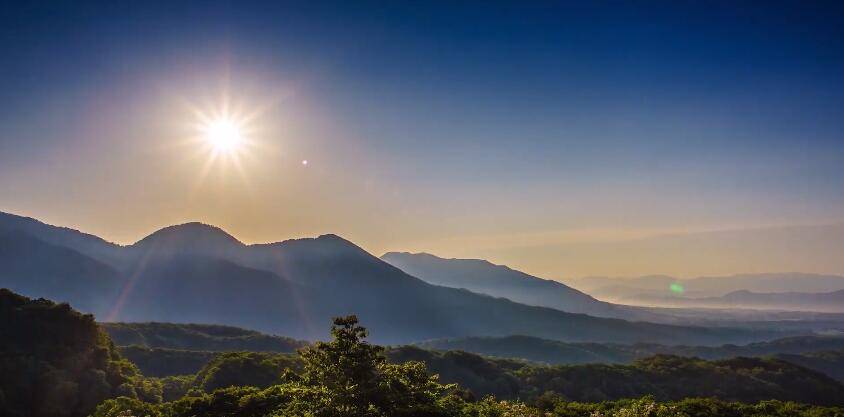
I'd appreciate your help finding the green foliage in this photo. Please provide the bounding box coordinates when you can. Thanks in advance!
[544,397,844,417]
[589,398,686,417]
[117,346,217,377]
[461,397,546,417]
[387,346,527,400]
[420,335,844,366]
[299,315,387,414]
[775,350,844,383]
[91,397,162,417]
[102,322,306,352]
[92,315,464,417]
[4,287,843,417]
[115,323,844,406]
[0,289,140,417]
[386,348,844,406]
[296,315,456,416]
[468,354,844,405]
[100,320,844,409]
[194,351,301,392]
[158,375,193,402]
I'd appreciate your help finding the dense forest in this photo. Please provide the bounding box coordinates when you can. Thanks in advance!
[0,289,142,417]
[418,334,844,366]
[102,322,307,352]
[110,323,844,391]
[115,336,844,400]
[4,289,844,417]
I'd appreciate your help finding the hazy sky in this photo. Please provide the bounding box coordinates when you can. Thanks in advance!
[2,1,844,278]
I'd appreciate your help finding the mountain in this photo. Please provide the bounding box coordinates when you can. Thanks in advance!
[102,322,307,352]
[395,347,844,405]
[380,252,844,330]
[419,334,844,365]
[129,222,245,261]
[564,273,844,303]
[0,211,122,265]
[775,350,844,383]
[619,289,844,312]
[99,320,844,385]
[381,252,625,318]
[0,210,798,345]
[419,335,634,365]
[0,230,123,313]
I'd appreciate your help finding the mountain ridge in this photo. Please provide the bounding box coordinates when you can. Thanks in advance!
[381,251,650,320]
[0,210,804,345]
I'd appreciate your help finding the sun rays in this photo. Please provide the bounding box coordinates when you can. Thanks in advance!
[179,92,269,196]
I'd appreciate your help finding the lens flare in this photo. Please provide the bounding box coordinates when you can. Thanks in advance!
[669,282,685,295]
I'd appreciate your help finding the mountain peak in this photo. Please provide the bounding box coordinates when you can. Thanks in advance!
[129,222,245,259]
[277,233,369,255]
[134,222,243,246]
[315,233,347,242]
[382,251,495,267]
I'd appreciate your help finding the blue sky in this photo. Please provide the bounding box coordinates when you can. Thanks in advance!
[1,1,843,277]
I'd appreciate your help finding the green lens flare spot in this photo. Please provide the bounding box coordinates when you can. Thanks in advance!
[669,282,685,294]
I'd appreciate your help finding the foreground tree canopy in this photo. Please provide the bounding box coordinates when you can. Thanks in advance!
[0,289,140,417]
[2,288,844,417]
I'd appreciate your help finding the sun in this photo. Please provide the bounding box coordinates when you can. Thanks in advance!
[202,117,243,152]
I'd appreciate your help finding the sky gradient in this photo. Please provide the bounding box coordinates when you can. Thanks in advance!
[2,1,844,278]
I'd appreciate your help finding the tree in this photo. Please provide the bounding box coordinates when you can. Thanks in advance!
[297,315,458,417]
[299,315,386,415]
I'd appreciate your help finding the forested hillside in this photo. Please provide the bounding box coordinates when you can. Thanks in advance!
[100,321,844,405]
[0,289,140,417]
[102,322,306,352]
[774,350,844,383]
[172,344,844,405]
[93,317,844,417]
[4,289,844,417]
[420,334,844,365]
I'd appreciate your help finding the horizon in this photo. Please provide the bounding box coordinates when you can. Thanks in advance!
[2,1,844,278]
[4,208,844,281]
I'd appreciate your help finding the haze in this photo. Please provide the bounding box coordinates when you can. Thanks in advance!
[2,2,843,279]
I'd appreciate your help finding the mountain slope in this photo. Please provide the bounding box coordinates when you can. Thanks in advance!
[0,231,124,313]
[381,252,622,317]
[419,334,844,365]
[0,211,122,266]
[102,322,307,352]
[0,210,794,345]
[775,350,844,383]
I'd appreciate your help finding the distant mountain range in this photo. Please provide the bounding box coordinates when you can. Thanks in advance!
[0,210,790,345]
[0,214,792,344]
[380,252,844,326]
[381,252,632,319]
[563,273,844,305]
[619,289,844,312]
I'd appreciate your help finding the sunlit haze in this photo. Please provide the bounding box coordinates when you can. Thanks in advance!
[2,2,843,279]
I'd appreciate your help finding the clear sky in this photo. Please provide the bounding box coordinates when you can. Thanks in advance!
[2,1,844,278]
